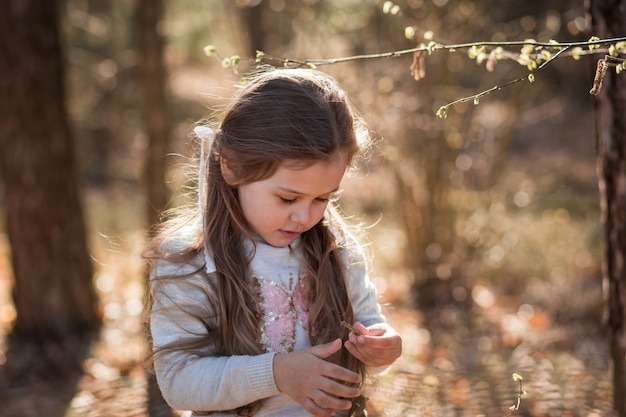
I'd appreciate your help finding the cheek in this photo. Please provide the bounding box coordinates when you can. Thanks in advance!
[311,203,329,224]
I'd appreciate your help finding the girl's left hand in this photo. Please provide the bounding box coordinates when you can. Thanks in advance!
[343,322,402,368]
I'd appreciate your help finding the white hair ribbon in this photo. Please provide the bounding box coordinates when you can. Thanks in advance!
[193,126,215,272]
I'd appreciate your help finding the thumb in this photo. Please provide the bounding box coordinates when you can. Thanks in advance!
[310,338,343,359]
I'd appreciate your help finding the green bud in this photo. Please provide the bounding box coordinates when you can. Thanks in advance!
[203,45,216,56]
[588,36,600,50]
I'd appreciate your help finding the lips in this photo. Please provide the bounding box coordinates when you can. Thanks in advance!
[280,230,301,238]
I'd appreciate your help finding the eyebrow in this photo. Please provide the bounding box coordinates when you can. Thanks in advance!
[276,186,340,196]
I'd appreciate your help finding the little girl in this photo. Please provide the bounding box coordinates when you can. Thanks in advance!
[145,68,402,417]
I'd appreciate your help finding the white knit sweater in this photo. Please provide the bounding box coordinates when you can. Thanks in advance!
[150,229,385,416]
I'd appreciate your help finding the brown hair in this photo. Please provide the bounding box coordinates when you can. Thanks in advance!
[145,68,371,415]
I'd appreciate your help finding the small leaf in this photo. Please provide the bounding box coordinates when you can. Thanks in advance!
[572,47,583,60]
[468,44,485,59]
[528,73,535,83]
[203,45,216,56]
[517,54,531,66]
[255,50,265,62]
[521,39,536,55]
[230,55,241,66]
[609,45,618,57]
[306,62,317,69]
[473,97,480,105]
[436,106,448,118]
[427,41,437,54]
[512,373,523,381]
[588,36,600,50]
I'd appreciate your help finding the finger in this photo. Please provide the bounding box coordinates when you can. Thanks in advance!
[345,339,396,366]
[318,374,362,399]
[310,338,343,359]
[312,389,355,411]
[319,360,362,385]
[349,333,401,358]
[303,399,337,417]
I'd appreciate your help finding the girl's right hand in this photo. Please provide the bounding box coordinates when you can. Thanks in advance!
[273,338,362,417]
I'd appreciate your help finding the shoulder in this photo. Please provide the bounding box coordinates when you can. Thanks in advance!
[159,220,201,254]
[153,220,217,277]
[335,226,369,271]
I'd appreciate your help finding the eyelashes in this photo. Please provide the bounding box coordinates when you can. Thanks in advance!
[278,195,336,205]
[279,196,297,205]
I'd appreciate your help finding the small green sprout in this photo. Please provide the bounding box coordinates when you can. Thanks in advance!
[508,372,525,414]
[572,47,583,60]
[588,36,601,50]
[203,45,216,56]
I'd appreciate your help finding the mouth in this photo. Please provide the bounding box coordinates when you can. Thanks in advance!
[279,230,301,238]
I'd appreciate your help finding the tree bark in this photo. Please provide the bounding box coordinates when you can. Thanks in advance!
[137,0,171,230]
[0,0,100,347]
[589,0,626,415]
[135,0,174,415]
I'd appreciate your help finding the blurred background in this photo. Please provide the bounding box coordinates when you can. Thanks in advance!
[0,0,614,416]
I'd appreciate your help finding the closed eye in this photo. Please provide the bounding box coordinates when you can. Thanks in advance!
[279,196,297,205]
[320,192,340,204]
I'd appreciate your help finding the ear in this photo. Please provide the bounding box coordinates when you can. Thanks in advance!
[220,155,238,186]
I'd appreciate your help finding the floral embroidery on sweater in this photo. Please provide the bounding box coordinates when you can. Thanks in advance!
[254,273,312,354]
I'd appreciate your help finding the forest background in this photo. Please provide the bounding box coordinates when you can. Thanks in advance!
[0,0,621,416]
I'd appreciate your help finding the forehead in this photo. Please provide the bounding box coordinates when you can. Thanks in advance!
[268,156,348,195]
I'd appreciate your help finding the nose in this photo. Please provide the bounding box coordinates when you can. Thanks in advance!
[290,203,311,226]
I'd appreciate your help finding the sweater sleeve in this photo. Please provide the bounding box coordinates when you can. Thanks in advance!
[343,236,386,327]
[149,258,280,412]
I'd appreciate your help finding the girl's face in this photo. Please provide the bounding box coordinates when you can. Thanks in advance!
[227,153,348,247]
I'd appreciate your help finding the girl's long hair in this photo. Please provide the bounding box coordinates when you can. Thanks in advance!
[144,68,372,415]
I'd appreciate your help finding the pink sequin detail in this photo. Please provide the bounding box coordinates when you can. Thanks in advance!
[256,275,311,353]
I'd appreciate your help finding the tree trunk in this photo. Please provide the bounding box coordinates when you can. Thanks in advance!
[135,0,174,415]
[0,0,100,349]
[137,0,171,230]
[589,1,626,415]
